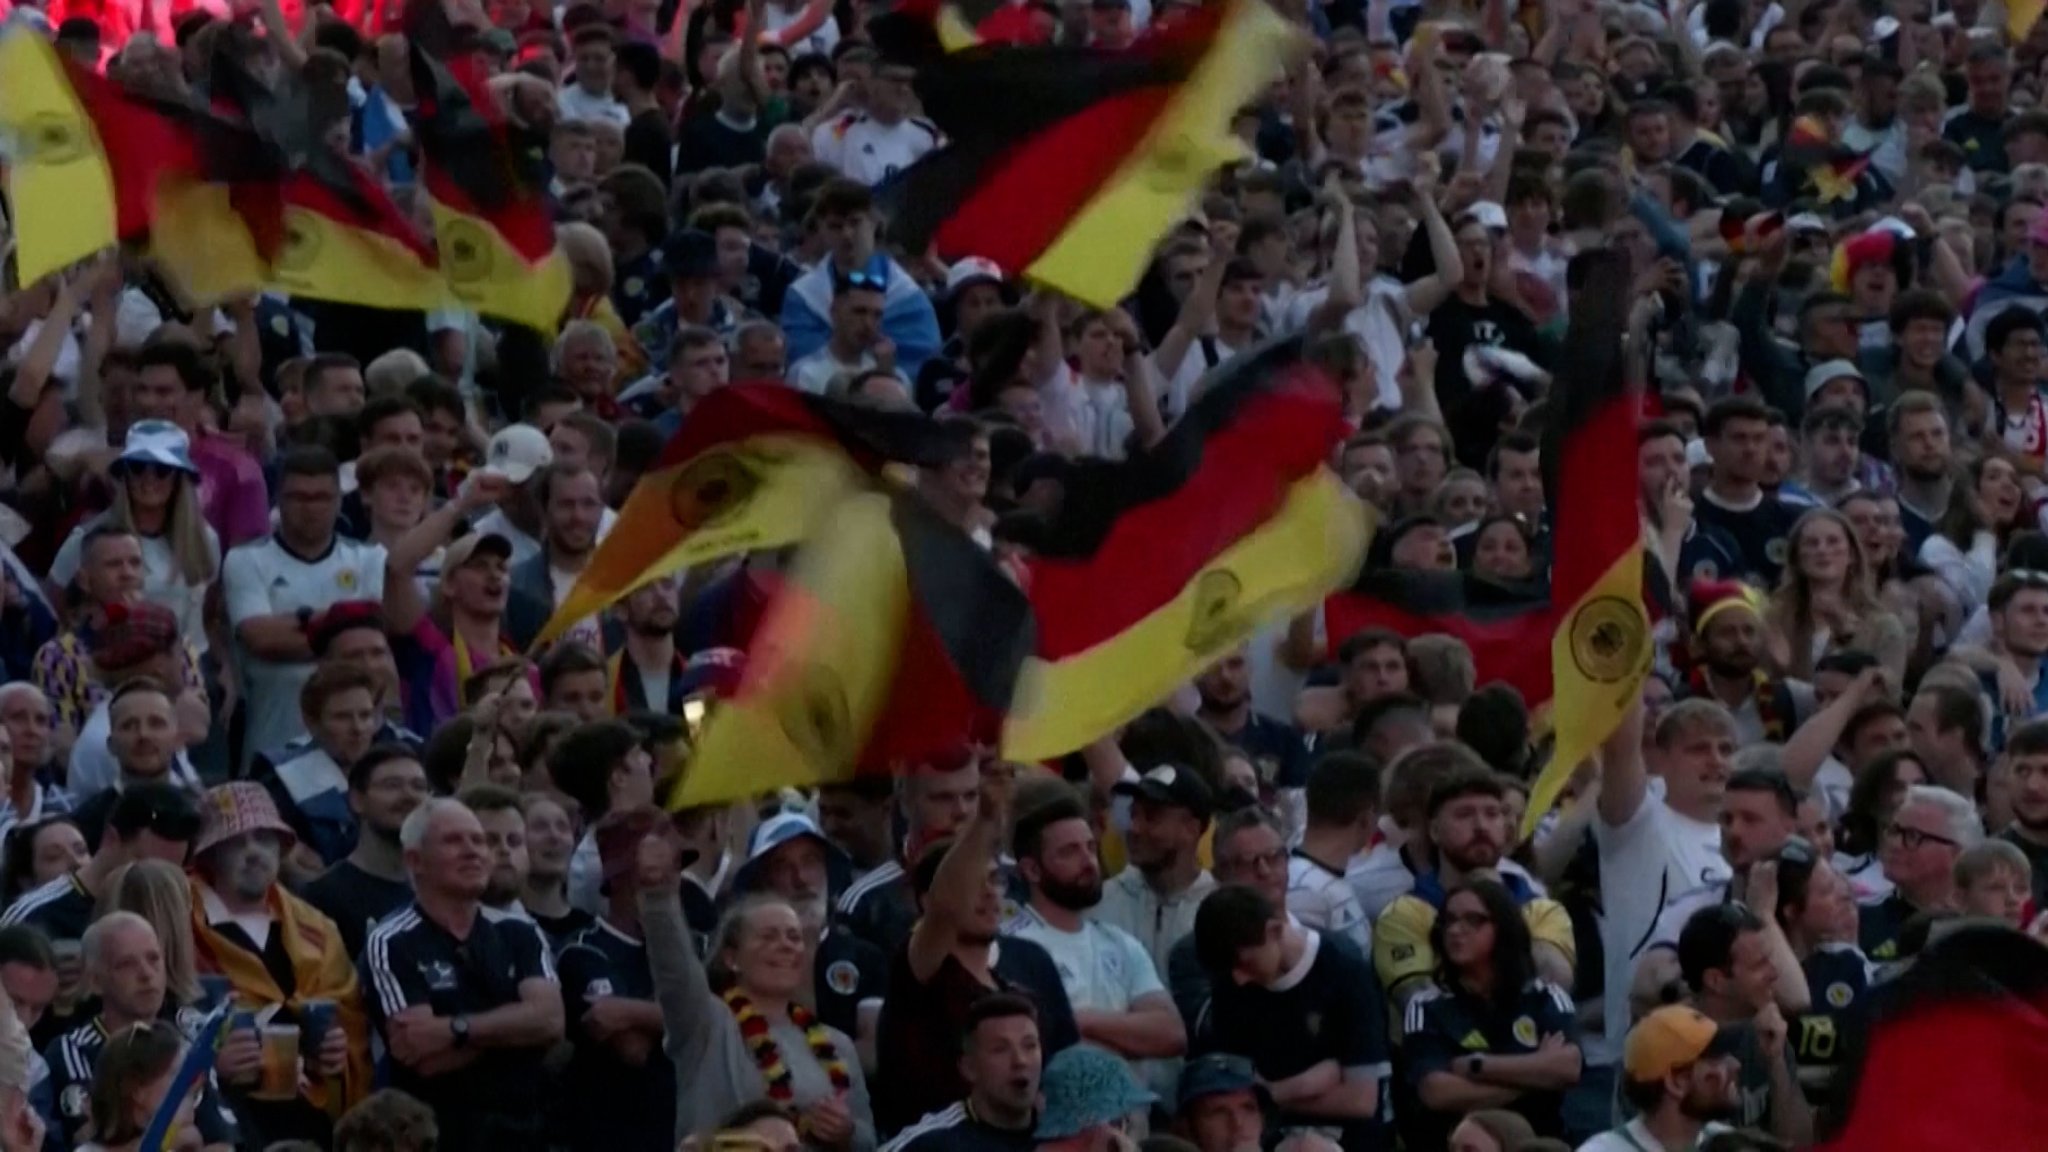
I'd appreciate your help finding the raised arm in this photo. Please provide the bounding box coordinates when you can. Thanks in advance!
[906,763,1010,982]
[1595,697,1648,828]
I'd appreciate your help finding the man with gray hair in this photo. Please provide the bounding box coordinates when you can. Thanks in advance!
[362,798,562,1152]
[1860,784,1982,963]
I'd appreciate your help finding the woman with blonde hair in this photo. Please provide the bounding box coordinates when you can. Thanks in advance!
[48,421,220,657]
[1767,507,1907,684]
[557,221,649,384]
[93,860,201,1008]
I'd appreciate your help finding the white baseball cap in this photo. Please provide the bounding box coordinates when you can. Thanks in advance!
[481,423,553,484]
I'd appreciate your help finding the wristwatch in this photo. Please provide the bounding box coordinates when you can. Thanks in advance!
[295,606,315,632]
[450,1015,471,1049]
[1465,1055,1485,1077]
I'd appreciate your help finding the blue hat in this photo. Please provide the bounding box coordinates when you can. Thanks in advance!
[732,810,851,895]
[113,420,199,478]
[1176,1053,1260,1110]
[1034,1046,1157,1140]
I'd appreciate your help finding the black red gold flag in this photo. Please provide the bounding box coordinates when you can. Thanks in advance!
[885,0,1292,308]
[1818,925,2048,1151]
[407,35,571,329]
[1780,115,1871,205]
[669,489,1035,808]
[1324,569,1557,712]
[536,383,953,647]
[1000,337,1370,761]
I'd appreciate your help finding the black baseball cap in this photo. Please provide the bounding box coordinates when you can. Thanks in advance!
[1177,1053,1261,1109]
[108,783,202,845]
[1114,765,1214,823]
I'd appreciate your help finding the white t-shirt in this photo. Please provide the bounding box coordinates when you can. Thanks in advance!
[811,114,940,186]
[1004,904,1165,1013]
[761,0,840,54]
[1593,787,1730,1066]
[66,700,203,805]
[550,564,604,651]
[1156,337,1243,421]
[788,347,881,395]
[1286,851,1371,954]
[51,514,222,658]
[222,535,388,768]
[1576,1117,1733,1152]
[555,84,629,127]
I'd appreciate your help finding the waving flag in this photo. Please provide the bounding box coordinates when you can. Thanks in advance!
[887,0,1293,307]
[532,384,954,648]
[1000,337,1369,761]
[407,33,571,330]
[669,489,1034,809]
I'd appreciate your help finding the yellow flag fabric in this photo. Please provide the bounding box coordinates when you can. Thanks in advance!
[148,180,271,304]
[271,207,450,313]
[532,435,864,649]
[1001,469,1371,762]
[428,202,574,332]
[2015,0,2046,44]
[1024,0,1295,306]
[667,490,907,810]
[0,31,117,288]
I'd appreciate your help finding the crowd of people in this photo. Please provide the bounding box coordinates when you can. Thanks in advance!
[0,0,2046,1147]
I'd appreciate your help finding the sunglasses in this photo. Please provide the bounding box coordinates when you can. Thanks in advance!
[841,269,885,290]
[118,461,184,480]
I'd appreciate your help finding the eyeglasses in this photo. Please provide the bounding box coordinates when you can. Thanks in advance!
[1442,911,1493,930]
[1883,823,1957,850]
[1219,848,1286,873]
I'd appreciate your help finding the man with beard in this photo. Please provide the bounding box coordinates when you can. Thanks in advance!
[730,811,886,1041]
[70,679,198,850]
[554,809,675,1152]
[1006,791,1186,1068]
[363,799,563,1152]
[459,786,534,919]
[1887,393,1953,555]
[606,576,689,714]
[1194,645,1311,797]
[1632,770,1808,1013]
[883,993,1043,1151]
[1692,397,1803,587]
[1998,718,2048,908]
[302,746,430,962]
[1373,761,1575,1009]
[187,783,370,1146]
[508,465,607,652]
[1578,1006,1743,1152]
[875,766,1079,1133]
[1682,581,1812,746]
[552,720,657,915]
[1096,766,1217,979]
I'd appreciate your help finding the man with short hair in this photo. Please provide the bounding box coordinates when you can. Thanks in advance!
[1193,885,1389,1149]
[1692,397,1803,586]
[1286,752,1376,953]
[36,912,241,1147]
[1005,791,1185,1067]
[553,720,655,915]
[250,663,387,877]
[362,799,563,1152]
[839,758,983,956]
[1194,645,1310,796]
[1167,807,1288,1044]
[70,679,198,848]
[2000,717,2048,908]
[1174,1053,1269,1152]
[188,783,368,1145]
[32,526,205,742]
[225,445,389,767]
[1674,904,1810,1143]
[882,993,1042,1151]
[608,575,688,715]
[554,808,674,1152]
[508,465,609,652]
[540,642,611,720]
[1094,766,1217,977]
[457,785,533,919]
[302,746,430,962]
[816,778,896,882]
[779,180,940,376]
[1577,1006,1741,1152]
[1374,761,1575,1007]
[65,603,206,805]
[1860,784,1981,961]
[789,275,896,395]
[557,25,629,125]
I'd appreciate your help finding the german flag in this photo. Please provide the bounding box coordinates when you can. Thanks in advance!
[669,488,1035,809]
[886,0,1294,309]
[1818,925,2048,1151]
[1781,115,1870,205]
[2015,0,2046,46]
[1324,570,1557,712]
[1000,337,1370,762]
[407,37,571,330]
[0,28,268,295]
[534,383,954,648]
[202,44,446,312]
